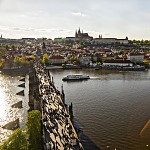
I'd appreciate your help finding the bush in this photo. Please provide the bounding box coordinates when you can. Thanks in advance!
[0,128,28,150]
[0,110,42,150]
[26,110,42,150]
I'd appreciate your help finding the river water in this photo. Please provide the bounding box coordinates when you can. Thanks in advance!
[50,69,150,150]
[0,73,29,143]
[1,69,150,149]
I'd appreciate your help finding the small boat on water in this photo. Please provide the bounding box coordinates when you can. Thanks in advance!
[62,74,90,81]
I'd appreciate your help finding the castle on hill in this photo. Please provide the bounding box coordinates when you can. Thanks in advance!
[65,28,93,42]
[62,28,129,45]
[74,28,129,44]
[75,28,93,41]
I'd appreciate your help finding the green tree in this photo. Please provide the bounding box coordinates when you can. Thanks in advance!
[0,59,5,68]
[143,59,149,69]
[21,56,27,64]
[0,48,8,58]
[14,56,21,66]
[70,56,78,62]
[19,56,29,66]
[26,110,42,150]
[0,128,28,150]
[30,55,35,60]
[41,53,49,64]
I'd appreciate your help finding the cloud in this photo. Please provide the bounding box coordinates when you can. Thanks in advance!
[13,27,21,31]
[0,26,36,32]
[18,14,28,18]
[0,25,112,39]
[11,27,35,32]
[0,25,75,39]
[72,12,86,17]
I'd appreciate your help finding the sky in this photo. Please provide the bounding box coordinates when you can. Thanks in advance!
[0,0,150,40]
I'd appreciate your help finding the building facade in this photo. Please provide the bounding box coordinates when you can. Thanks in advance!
[128,53,144,62]
[79,56,91,66]
[49,55,65,65]
[93,36,129,45]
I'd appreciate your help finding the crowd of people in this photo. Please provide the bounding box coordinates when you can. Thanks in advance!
[34,63,83,150]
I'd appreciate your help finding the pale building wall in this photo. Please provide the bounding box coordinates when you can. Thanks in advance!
[128,55,144,62]
[93,38,129,44]
[116,39,129,44]
[79,56,91,65]
[49,59,65,64]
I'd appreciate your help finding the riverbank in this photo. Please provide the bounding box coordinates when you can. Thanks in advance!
[0,66,30,76]
[95,65,145,71]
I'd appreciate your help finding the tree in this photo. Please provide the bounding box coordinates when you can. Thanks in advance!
[21,56,27,64]
[0,110,42,150]
[14,56,21,66]
[30,55,35,60]
[41,53,49,64]
[143,59,149,69]
[0,58,5,68]
[70,56,78,62]
[26,110,42,150]
[19,56,29,66]
[0,128,28,150]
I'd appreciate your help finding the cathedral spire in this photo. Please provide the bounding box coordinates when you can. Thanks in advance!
[78,27,81,34]
[75,30,78,38]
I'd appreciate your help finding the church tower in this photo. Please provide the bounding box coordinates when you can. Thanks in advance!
[75,30,78,38]
[77,28,81,38]
[78,27,81,34]
[0,34,2,39]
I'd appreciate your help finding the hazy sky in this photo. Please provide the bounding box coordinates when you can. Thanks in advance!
[0,0,150,39]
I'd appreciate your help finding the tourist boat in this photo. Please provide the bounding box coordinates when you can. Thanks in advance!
[62,75,90,81]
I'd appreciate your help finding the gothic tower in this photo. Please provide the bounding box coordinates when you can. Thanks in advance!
[75,30,78,38]
[77,28,81,38]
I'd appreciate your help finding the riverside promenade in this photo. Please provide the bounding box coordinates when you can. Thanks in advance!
[34,63,84,150]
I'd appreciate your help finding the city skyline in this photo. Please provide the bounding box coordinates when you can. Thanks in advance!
[0,0,150,40]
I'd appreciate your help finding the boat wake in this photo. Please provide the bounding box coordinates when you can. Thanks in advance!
[90,76,108,80]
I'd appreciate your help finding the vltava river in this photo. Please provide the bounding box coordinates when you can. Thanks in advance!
[50,69,150,150]
[0,73,29,143]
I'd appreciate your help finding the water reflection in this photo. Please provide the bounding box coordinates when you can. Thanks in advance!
[0,74,29,143]
[0,91,7,122]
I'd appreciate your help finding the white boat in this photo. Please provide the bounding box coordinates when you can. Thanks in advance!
[62,74,90,81]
